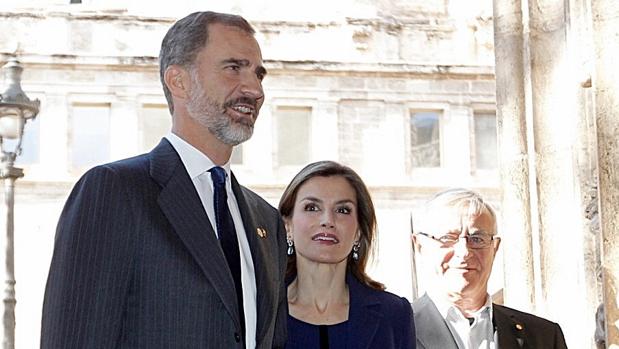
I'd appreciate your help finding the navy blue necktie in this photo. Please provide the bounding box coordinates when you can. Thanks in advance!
[209,166,245,339]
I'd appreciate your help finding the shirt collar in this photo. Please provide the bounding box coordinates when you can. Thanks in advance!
[428,291,493,322]
[165,132,231,179]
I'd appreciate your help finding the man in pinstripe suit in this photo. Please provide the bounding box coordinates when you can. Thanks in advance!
[41,11,287,348]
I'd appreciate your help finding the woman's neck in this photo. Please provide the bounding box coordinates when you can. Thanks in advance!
[287,261,350,325]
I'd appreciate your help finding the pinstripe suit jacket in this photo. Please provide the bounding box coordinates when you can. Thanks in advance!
[41,139,288,348]
[413,294,568,349]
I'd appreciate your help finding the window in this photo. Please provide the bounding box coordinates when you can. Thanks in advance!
[70,104,110,169]
[275,106,311,167]
[474,112,498,169]
[139,104,171,153]
[410,111,440,168]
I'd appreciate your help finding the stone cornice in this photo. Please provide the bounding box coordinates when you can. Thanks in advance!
[16,179,499,204]
[264,60,494,79]
[0,8,457,30]
[0,52,494,79]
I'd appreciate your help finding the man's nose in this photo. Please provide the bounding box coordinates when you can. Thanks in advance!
[452,236,471,256]
[240,72,264,100]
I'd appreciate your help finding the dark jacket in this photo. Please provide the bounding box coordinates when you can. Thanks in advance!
[41,138,288,348]
[286,274,415,349]
[413,293,568,349]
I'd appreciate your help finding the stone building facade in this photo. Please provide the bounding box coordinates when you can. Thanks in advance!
[1,0,511,347]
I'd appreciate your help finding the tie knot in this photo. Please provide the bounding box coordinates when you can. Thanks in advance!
[209,166,227,188]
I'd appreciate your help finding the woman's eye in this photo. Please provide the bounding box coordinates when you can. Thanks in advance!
[303,204,319,212]
[336,206,352,214]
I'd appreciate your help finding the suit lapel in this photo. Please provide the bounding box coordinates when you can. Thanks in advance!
[412,294,459,349]
[346,275,382,349]
[230,173,278,344]
[494,304,527,349]
[149,139,241,329]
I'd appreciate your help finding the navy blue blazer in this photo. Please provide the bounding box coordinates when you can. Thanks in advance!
[41,139,288,348]
[287,274,415,348]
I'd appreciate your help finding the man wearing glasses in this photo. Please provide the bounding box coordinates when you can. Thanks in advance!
[411,188,567,349]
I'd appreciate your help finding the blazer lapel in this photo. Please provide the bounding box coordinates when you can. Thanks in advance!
[149,139,241,329]
[230,174,278,344]
[412,294,459,349]
[494,304,527,349]
[346,275,382,349]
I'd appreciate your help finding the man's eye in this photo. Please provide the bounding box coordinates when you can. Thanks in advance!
[469,236,484,244]
[468,235,487,244]
[438,235,457,243]
[226,65,240,71]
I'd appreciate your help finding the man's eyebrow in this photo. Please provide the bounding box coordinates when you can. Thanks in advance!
[221,58,250,66]
[221,59,267,76]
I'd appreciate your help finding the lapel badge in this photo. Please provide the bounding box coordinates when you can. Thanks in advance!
[256,228,267,238]
[515,323,524,331]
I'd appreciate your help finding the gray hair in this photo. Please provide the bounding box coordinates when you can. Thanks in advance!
[416,188,497,234]
[158,11,255,114]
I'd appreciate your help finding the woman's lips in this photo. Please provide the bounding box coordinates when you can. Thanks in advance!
[311,232,339,244]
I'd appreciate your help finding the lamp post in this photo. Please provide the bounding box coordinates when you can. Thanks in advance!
[0,58,40,349]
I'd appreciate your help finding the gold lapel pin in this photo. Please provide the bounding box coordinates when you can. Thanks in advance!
[515,323,524,331]
[257,228,267,238]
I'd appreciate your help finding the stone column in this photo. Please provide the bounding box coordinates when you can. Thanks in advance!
[591,0,619,345]
[492,0,536,312]
[528,0,589,347]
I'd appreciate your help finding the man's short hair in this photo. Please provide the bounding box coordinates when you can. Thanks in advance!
[416,188,498,235]
[158,11,255,114]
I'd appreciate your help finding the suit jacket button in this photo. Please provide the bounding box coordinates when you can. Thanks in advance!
[234,332,241,343]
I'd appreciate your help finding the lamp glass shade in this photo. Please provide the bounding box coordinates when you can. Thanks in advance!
[0,112,24,140]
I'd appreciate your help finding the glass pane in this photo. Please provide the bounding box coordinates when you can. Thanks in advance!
[71,104,110,168]
[276,107,311,166]
[410,111,440,167]
[474,113,498,169]
[4,116,40,165]
[140,105,171,152]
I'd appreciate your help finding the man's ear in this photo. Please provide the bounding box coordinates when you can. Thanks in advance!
[493,237,501,257]
[164,65,190,100]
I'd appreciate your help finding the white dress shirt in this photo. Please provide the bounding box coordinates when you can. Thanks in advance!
[429,292,496,349]
[165,133,257,349]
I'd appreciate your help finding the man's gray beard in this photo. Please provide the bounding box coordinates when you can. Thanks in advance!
[186,78,254,146]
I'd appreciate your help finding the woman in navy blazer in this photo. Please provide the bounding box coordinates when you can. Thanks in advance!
[279,161,415,349]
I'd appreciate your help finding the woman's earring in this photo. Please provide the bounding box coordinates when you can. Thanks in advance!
[287,237,295,256]
[352,241,360,261]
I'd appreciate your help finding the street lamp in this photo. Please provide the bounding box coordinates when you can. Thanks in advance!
[0,58,40,349]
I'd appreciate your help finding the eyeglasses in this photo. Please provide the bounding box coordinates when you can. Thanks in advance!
[417,231,500,249]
